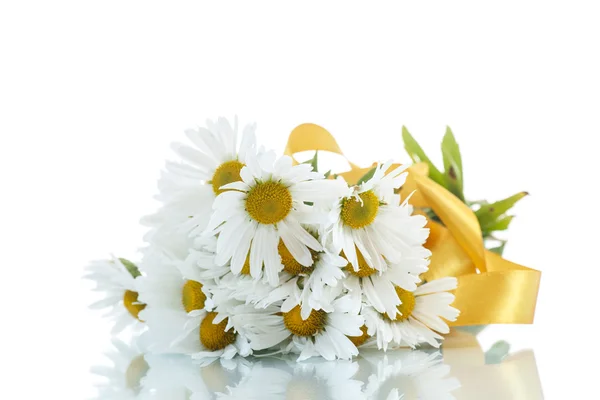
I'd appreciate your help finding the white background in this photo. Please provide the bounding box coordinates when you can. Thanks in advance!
[1,1,598,398]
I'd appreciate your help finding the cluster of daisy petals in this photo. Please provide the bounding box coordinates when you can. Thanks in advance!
[86,117,459,365]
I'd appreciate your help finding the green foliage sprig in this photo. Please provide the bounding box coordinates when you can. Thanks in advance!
[401,126,527,254]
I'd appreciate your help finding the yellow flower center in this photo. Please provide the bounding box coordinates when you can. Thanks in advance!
[200,312,237,351]
[340,190,380,229]
[279,240,319,275]
[386,287,416,322]
[123,290,146,321]
[347,325,370,347]
[182,280,207,313]
[283,305,327,337]
[125,355,149,393]
[211,160,244,195]
[343,247,378,277]
[245,181,293,225]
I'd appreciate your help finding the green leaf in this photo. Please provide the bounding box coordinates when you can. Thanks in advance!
[488,241,507,255]
[441,126,465,201]
[475,192,528,227]
[356,166,377,185]
[119,258,141,278]
[482,215,514,235]
[401,126,445,186]
[302,151,319,172]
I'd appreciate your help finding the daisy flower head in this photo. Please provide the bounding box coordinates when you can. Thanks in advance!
[136,248,212,355]
[142,117,260,258]
[205,151,348,286]
[85,256,146,334]
[343,254,429,322]
[246,289,365,361]
[167,116,258,200]
[363,277,460,350]
[174,286,261,366]
[327,161,430,274]
[187,235,278,305]
[255,242,348,320]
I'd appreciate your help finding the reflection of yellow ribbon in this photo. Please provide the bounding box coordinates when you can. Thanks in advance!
[285,123,541,326]
[443,330,544,399]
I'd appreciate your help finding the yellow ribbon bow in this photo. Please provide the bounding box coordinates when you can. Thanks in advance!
[284,123,541,326]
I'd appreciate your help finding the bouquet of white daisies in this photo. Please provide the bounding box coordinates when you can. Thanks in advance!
[86,117,460,365]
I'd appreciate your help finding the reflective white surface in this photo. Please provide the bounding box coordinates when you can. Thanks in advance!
[91,330,543,399]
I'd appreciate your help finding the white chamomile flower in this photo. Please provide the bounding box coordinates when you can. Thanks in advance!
[188,235,278,305]
[361,350,460,400]
[343,254,429,321]
[206,152,347,286]
[327,162,430,274]
[169,116,257,200]
[141,185,214,261]
[142,117,258,258]
[245,290,365,361]
[91,338,149,400]
[172,287,259,366]
[363,277,460,350]
[255,245,348,320]
[136,248,211,354]
[85,257,146,334]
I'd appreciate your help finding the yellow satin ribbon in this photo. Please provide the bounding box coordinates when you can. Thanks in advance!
[285,123,541,326]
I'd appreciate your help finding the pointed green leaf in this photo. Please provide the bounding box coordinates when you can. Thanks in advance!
[119,258,141,278]
[482,215,514,235]
[302,151,319,172]
[488,241,507,255]
[475,192,528,227]
[441,126,465,201]
[401,126,445,186]
[356,166,377,185]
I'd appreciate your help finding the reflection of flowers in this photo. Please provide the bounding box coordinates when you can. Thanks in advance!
[91,341,460,400]
[216,360,364,400]
[91,339,148,400]
[361,350,460,400]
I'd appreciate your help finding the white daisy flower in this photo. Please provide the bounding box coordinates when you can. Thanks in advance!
[142,116,259,259]
[326,162,430,274]
[168,286,259,366]
[141,184,214,261]
[85,257,146,334]
[363,277,460,350]
[254,237,348,318]
[136,248,211,355]
[206,151,347,286]
[244,290,365,361]
[361,350,460,400]
[187,235,278,305]
[343,255,429,321]
[91,338,149,399]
